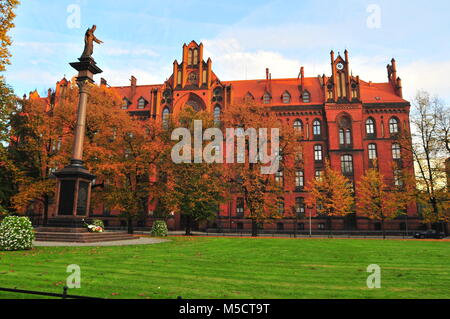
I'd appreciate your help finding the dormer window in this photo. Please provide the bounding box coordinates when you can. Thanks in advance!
[244,92,254,102]
[137,97,147,109]
[121,98,130,110]
[302,91,310,103]
[263,92,271,104]
[282,91,291,104]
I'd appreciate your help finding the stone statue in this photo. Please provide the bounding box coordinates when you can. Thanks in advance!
[80,25,103,59]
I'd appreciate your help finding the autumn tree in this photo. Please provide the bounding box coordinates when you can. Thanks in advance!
[398,91,450,233]
[357,165,411,239]
[305,160,354,236]
[222,100,302,237]
[157,106,225,236]
[0,0,20,212]
[0,0,20,72]
[88,114,167,234]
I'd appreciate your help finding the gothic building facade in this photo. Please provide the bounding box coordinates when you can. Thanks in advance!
[51,41,419,232]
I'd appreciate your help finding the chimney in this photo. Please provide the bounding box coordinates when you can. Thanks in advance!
[130,76,137,97]
[266,68,269,80]
[300,66,305,89]
[344,49,349,63]
[330,50,335,64]
[391,58,397,82]
[100,78,107,87]
[396,77,403,98]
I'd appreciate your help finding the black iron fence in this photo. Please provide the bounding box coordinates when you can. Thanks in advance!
[0,286,102,299]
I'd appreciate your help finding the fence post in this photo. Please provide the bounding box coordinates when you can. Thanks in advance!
[62,286,68,299]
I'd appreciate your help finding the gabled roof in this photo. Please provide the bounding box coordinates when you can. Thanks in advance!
[359,80,408,104]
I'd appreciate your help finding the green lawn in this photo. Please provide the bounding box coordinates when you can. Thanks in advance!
[0,237,449,299]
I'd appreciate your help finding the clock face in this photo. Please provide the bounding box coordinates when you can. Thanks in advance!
[336,62,344,70]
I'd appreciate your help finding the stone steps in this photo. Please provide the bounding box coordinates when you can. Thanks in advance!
[35,231,137,243]
[36,227,88,233]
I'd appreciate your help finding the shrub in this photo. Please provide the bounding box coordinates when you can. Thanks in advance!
[91,219,104,228]
[151,220,168,237]
[0,216,35,251]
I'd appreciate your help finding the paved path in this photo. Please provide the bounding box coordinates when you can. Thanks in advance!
[33,237,169,247]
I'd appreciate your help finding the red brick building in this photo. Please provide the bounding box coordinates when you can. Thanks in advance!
[49,41,420,232]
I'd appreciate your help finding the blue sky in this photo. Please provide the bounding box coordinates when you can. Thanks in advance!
[4,0,450,102]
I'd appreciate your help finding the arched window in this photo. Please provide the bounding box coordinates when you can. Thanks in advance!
[314,144,323,161]
[338,115,352,147]
[293,119,303,131]
[313,119,321,136]
[137,98,146,109]
[295,170,304,188]
[392,143,401,159]
[368,143,377,160]
[389,117,399,134]
[282,91,291,103]
[341,154,353,174]
[263,92,271,104]
[366,118,375,135]
[214,105,221,125]
[162,108,170,129]
[302,91,310,103]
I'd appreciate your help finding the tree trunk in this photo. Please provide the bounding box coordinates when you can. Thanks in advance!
[127,216,134,234]
[251,219,258,237]
[43,195,49,226]
[185,215,192,236]
[327,216,333,238]
[381,218,386,239]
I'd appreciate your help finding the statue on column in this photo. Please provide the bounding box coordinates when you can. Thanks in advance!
[80,25,103,59]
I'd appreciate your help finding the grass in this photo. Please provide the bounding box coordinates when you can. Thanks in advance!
[0,237,449,299]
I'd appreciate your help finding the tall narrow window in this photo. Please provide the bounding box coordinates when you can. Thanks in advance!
[236,197,244,217]
[295,170,304,189]
[275,170,284,187]
[394,169,403,186]
[277,197,285,215]
[368,143,377,160]
[345,129,351,145]
[314,144,323,161]
[162,108,170,129]
[313,119,321,136]
[339,129,345,145]
[295,197,305,216]
[341,154,353,174]
[214,105,221,125]
[389,117,399,134]
[188,49,192,66]
[366,118,375,135]
[193,49,198,65]
[392,143,401,159]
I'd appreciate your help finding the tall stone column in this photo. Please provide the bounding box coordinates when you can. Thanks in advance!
[53,57,102,223]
